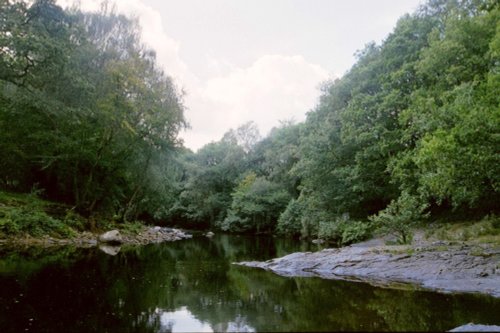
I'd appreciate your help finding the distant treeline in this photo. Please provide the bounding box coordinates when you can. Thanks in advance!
[1,0,498,241]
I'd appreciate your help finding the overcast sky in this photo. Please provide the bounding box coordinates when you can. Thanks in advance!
[59,0,423,151]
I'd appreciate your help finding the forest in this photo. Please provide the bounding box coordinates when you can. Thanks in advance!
[0,0,499,245]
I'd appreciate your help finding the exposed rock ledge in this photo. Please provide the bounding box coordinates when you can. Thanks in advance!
[449,323,500,332]
[237,244,500,297]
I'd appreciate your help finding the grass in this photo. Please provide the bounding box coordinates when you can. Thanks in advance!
[118,220,146,234]
[423,215,500,245]
[0,190,79,238]
[385,247,415,256]
[0,190,151,240]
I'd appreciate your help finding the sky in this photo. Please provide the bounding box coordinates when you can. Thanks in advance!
[58,0,423,151]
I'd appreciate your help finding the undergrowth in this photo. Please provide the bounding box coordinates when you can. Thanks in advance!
[424,214,500,245]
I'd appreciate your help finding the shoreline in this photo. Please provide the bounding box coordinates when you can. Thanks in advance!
[0,227,192,250]
[237,242,500,298]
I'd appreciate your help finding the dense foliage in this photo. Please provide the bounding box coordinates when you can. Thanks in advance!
[0,0,185,226]
[170,0,499,243]
[1,0,498,242]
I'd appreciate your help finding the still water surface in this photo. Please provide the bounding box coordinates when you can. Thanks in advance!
[0,234,499,332]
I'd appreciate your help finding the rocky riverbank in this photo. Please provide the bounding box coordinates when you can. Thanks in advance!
[237,242,500,297]
[0,226,192,250]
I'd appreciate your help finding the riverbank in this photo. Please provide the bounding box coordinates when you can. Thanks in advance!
[0,190,193,249]
[237,240,500,297]
[0,226,192,250]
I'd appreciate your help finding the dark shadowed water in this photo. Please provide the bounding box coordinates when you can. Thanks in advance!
[0,234,499,332]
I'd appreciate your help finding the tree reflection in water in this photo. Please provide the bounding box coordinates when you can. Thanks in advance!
[0,234,499,332]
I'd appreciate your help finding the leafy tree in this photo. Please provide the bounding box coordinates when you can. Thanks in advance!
[175,139,247,227]
[393,2,499,212]
[370,192,429,244]
[250,122,302,196]
[0,1,186,226]
[220,172,291,233]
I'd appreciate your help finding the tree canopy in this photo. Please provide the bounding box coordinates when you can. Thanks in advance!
[0,0,186,225]
[1,0,498,241]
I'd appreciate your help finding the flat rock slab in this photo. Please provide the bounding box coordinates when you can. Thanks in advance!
[449,323,500,332]
[237,245,500,297]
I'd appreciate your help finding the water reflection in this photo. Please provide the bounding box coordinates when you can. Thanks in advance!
[0,234,499,332]
[155,307,213,332]
[153,306,255,333]
[99,244,121,256]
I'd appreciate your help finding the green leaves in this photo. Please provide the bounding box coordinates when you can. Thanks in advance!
[221,172,291,233]
[276,0,499,237]
[0,1,186,221]
[3,0,497,236]
[370,192,429,244]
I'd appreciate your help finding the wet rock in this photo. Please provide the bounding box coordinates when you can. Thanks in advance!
[98,230,122,244]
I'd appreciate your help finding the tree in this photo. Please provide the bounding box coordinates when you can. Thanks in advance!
[220,172,291,233]
[0,1,186,225]
[176,139,246,227]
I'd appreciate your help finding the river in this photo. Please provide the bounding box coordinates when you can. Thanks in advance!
[0,234,499,332]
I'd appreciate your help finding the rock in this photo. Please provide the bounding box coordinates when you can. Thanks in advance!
[206,231,215,237]
[449,323,500,332]
[99,244,121,256]
[236,245,500,297]
[312,239,324,244]
[98,230,122,244]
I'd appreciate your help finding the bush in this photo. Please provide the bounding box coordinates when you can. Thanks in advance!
[0,191,77,238]
[119,221,145,234]
[370,192,428,244]
[317,216,372,246]
[296,194,335,239]
[0,206,75,237]
[63,209,87,231]
[317,221,342,242]
[341,221,372,245]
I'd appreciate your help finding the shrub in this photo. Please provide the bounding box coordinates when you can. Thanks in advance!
[0,206,75,237]
[341,221,372,245]
[317,217,372,246]
[120,221,145,234]
[370,191,428,244]
[63,209,87,231]
[317,220,342,242]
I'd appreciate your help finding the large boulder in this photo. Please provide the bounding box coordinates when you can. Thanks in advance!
[98,230,122,244]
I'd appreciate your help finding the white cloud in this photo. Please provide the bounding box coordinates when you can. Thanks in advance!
[57,0,330,151]
[183,54,329,151]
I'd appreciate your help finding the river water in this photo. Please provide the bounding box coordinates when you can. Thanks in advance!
[0,234,499,332]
